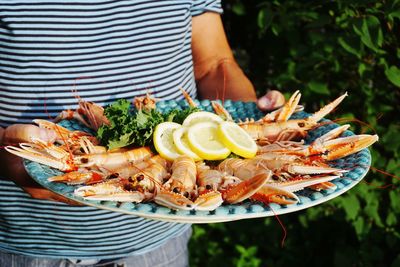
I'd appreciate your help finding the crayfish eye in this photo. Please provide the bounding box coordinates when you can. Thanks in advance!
[136,175,144,181]
[183,192,189,198]
[205,185,212,190]
[298,122,305,127]
[173,187,181,194]
[124,184,134,191]
[108,173,119,179]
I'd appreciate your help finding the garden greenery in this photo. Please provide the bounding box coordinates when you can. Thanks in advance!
[189,1,400,266]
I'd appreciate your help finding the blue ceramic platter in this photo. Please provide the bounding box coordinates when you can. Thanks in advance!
[24,100,371,223]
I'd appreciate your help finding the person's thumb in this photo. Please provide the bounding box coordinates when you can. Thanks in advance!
[257,90,285,111]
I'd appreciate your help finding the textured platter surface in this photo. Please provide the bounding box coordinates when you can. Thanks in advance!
[24,100,372,224]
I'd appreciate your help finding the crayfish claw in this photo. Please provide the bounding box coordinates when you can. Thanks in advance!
[309,92,348,122]
[223,172,271,204]
[309,181,337,191]
[5,144,74,171]
[154,190,195,211]
[324,134,379,161]
[48,171,104,185]
[251,185,300,205]
[74,179,145,202]
[193,191,223,211]
[276,90,301,122]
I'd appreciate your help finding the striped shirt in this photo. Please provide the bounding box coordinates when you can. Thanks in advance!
[0,0,222,259]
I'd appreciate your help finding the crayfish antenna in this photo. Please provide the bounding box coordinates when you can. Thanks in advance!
[180,87,197,108]
[211,101,233,121]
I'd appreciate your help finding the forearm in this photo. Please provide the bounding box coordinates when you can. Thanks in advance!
[0,125,80,204]
[191,12,256,102]
[0,125,25,180]
[196,58,257,102]
[0,126,4,145]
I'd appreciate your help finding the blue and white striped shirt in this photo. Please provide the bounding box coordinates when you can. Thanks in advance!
[0,0,222,259]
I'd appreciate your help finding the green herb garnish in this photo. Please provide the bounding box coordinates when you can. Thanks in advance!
[97,99,200,149]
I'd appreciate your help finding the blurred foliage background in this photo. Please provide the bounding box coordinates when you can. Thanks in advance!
[189,0,400,266]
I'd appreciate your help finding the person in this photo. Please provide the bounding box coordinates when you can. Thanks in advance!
[0,1,274,266]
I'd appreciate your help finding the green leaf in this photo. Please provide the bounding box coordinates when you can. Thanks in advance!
[390,190,400,212]
[384,66,400,87]
[338,37,362,58]
[386,212,397,226]
[353,217,365,237]
[271,23,280,36]
[135,110,149,127]
[387,159,400,175]
[378,57,388,69]
[234,245,261,267]
[388,11,400,21]
[257,7,273,32]
[381,125,400,155]
[353,16,384,53]
[391,254,400,267]
[365,195,384,227]
[232,3,246,16]
[108,133,133,150]
[308,81,330,95]
[191,225,206,240]
[358,63,367,77]
[342,194,360,221]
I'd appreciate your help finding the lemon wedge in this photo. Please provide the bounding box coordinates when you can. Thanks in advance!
[187,122,230,160]
[218,121,257,158]
[153,122,182,160]
[182,111,224,127]
[172,127,202,161]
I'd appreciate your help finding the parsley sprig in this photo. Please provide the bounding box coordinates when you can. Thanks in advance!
[96,99,200,150]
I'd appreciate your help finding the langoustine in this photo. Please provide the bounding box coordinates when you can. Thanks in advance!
[4,90,379,211]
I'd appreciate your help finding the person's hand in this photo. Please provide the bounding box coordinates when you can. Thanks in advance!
[257,90,286,112]
[1,124,81,205]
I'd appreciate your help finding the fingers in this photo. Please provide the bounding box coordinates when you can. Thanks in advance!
[1,153,82,206]
[257,90,286,111]
[3,124,56,145]
[0,127,4,144]
[22,186,83,206]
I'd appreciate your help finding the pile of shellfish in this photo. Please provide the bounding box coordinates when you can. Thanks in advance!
[5,91,378,210]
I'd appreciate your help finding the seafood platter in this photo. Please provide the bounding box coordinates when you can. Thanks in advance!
[6,90,378,223]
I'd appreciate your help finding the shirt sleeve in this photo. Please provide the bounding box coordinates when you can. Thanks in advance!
[190,0,223,16]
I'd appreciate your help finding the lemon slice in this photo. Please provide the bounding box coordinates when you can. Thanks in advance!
[182,111,224,127]
[218,121,257,158]
[153,122,182,160]
[187,122,230,160]
[172,127,202,161]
